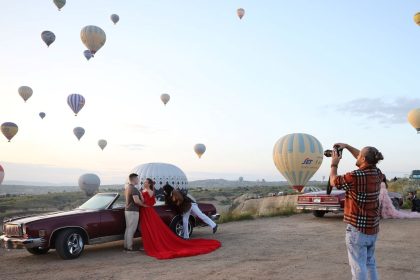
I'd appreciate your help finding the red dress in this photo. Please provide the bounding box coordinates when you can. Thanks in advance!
[139,190,221,259]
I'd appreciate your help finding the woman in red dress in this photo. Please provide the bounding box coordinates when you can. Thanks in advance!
[139,178,221,259]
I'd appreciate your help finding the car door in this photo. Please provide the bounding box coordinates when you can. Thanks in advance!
[99,207,126,237]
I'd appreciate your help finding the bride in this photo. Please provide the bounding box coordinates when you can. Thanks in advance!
[379,180,420,219]
[139,178,221,259]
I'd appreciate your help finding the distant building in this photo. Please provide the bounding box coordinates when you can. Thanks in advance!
[410,170,420,180]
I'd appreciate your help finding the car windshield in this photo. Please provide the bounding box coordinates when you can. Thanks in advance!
[78,193,118,210]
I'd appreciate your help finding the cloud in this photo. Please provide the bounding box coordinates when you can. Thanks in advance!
[336,97,420,124]
[120,144,146,151]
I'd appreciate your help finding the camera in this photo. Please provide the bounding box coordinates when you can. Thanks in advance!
[324,145,343,158]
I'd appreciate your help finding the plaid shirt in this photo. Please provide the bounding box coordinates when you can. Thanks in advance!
[334,167,384,235]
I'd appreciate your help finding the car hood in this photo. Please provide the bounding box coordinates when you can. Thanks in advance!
[299,190,345,196]
[5,209,94,225]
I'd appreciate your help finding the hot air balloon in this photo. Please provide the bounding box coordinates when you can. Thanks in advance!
[98,139,107,150]
[53,0,66,11]
[194,144,206,158]
[237,8,245,19]
[273,133,324,192]
[73,127,85,141]
[39,112,46,119]
[80,26,106,56]
[110,14,119,25]
[18,86,33,102]
[408,108,420,133]
[131,162,189,191]
[0,165,4,185]
[41,31,56,47]
[1,122,18,142]
[160,93,170,106]
[78,173,100,196]
[83,50,93,60]
[414,13,420,26]
[67,93,85,116]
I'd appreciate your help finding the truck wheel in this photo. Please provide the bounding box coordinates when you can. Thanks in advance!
[313,210,326,218]
[55,229,85,260]
[170,216,193,238]
[26,247,49,255]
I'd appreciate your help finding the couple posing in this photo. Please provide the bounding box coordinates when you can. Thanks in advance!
[124,173,220,259]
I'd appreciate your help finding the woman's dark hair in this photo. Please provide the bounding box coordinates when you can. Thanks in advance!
[364,146,384,165]
[145,178,155,191]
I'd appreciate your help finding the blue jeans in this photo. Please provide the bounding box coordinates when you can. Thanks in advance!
[345,224,378,280]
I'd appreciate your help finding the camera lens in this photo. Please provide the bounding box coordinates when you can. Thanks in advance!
[324,150,333,157]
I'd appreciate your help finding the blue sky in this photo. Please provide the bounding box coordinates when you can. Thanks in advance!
[1,0,420,185]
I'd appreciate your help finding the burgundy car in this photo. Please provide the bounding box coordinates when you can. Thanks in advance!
[1,193,219,259]
[297,189,403,218]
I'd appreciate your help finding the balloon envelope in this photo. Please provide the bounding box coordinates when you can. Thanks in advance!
[73,127,85,141]
[18,86,33,102]
[1,122,18,142]
[80,25,106,55]
[98,139,107,150]
[53,0,66,10]
[273,133,323,192]
[39,112,46,119]
[160,93,170,105]
[414,13,420,26]
[131,162,189,192]
[67,94,85,116]
[0,165,4,185]
[194,144,206,158]
[83,50,93,60]
[408,108,420,133]
[41,31,56,47]
[78,173,100,196]
[110,14,119,24]
[237,8,245,19]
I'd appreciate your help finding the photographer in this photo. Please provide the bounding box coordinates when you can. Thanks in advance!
[329,143,385,280]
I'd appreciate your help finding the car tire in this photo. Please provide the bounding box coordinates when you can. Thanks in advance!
[313,210,326,218]
[392,199,400,210]
[170,215,193,238]
[55,229,85,260]
[26,247,50,255]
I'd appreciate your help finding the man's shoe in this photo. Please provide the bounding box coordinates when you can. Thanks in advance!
[213,225,218,234]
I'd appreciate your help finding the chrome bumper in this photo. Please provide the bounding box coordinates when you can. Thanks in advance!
[211,214,220,221]
[0,235,45,249]
[296,205,342,212]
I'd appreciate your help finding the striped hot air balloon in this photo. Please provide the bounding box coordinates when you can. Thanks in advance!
[80,25,106,56]
[1,122,18,142]
[73,127,85,141]
[41,31,56,47]
[273,133,324,192]
[67,94,85,116]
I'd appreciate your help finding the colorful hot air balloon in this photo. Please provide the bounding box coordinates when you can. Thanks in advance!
[53,0,66,11]
[80,26,106,56]
[237,8,245,19]
[408,108,420,133]
[67,94,85,116]
[39,112,46,119]
[110,14,120,25]
[1,122,18,142]
[194,144,206,158]
[18,86,33,102]
[78,173,100,196]
[73,127,85,141]
[41,31,56,47]
[414,13,420,26]
[273,133,324,192]
[83,50,93,60]
[98,139,107,150]
[160,93,170,106]
[0,164,4,185]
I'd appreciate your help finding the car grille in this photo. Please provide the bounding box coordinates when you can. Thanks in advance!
[4,224,22,237]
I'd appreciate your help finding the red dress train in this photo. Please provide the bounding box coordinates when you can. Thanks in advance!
[139,190,221,259]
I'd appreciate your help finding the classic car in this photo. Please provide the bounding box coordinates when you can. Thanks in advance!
[0,192,220,260]
[297,189,403,218]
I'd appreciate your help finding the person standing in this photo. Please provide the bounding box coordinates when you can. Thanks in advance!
[124,173,147,252]
[408,191,420,212]
[330,143,385,280]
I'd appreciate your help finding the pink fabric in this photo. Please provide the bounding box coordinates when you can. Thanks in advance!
[380,183,420,219]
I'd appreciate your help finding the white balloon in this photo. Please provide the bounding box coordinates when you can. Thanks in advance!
[194,143,206,158]
[78,173,100,196]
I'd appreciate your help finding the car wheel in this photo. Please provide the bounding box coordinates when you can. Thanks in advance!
[313,210,326,218]
[55,229,85,260]
[392,199,400,210]
[26,247,50,255]
[170,216,193,238]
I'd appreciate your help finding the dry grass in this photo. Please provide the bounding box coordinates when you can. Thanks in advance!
[219,204,298,224]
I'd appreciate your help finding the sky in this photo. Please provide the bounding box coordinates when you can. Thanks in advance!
[1,0,420,185]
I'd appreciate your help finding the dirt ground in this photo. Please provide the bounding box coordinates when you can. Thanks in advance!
[1,213,419,280]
